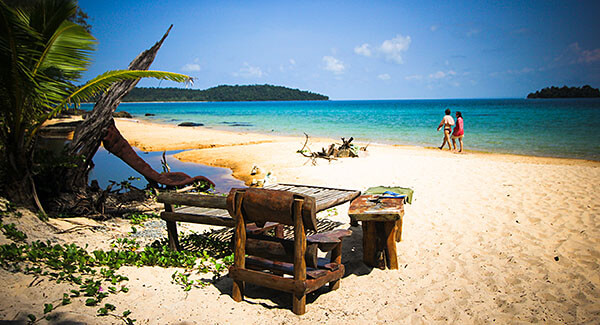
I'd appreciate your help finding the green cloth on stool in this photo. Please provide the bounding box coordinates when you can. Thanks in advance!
[364,186,414,204]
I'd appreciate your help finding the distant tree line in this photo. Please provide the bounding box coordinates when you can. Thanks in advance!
[120,84,329,102]
[527,85,600,98]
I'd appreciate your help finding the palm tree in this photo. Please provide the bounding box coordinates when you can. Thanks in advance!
[0,0,191,206]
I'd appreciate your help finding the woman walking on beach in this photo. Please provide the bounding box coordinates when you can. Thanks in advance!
[437,108,454,150]
[452,111,464,152]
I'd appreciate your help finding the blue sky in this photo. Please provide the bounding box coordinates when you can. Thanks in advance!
[78,0,600,99]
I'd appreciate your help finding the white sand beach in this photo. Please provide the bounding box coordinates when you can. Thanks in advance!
[1,118,599,324]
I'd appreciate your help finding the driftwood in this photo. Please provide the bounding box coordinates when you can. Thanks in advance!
[102,123,214,189]
[297,133,364,165]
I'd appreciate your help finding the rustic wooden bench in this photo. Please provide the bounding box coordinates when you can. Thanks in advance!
[227,188,351,315]
[156,183,361,251]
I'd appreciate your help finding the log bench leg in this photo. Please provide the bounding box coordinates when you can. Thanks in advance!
[329,244,342,290]
[166,221,180,251]
[383,221,398,270]
[362,220,399,270]
[374,222,387,269]
[232,280,244,302]
[395,218,403,242]
[164,203,180,251]
[292,292,306,315]
[362,221,378,267]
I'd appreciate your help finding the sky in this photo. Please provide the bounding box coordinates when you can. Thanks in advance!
[78,0,600,100]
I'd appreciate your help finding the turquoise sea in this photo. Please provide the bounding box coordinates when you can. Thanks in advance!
[83,98,600,161]
[82,99,600,190]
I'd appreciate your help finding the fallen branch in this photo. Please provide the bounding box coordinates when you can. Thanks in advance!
[297,133,337,165]
[298,133,364,164]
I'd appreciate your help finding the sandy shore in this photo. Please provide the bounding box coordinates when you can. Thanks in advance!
[2,118,599,323]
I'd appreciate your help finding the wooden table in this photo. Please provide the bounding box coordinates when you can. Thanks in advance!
[263,183,361,212]
[158,183,360,251]
[348,195,404,270]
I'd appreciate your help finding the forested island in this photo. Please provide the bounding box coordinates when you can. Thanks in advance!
[527,85,600,98]
[121,84,328,102]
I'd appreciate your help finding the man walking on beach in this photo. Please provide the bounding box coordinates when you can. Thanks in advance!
[437,108,454,150]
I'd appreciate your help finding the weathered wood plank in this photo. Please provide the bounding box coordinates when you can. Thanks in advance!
[246,236,319,268]
[348,195,404,221]
[262,183,360,212]
[268,183,359,193]
[304,266,345,294]
[157,192,227,209]
[175,207,231,218]
[316,191,361,211]
[161,211,235,227]
[245,256,327,279]
[229,267,305,294]
[307,229,351,251]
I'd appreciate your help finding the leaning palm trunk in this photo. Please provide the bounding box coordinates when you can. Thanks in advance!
[62,25,174,192]
[0,0,190,209]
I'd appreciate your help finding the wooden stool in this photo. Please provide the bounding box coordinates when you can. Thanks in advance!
[348,195,404,270]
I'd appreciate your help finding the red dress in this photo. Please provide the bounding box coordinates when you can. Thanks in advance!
[452,117,464,136]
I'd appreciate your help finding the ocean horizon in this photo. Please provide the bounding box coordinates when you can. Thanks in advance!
[82,98,600,161]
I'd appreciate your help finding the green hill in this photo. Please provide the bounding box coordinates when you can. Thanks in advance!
[527,85,600,98]
[121,84,328,102]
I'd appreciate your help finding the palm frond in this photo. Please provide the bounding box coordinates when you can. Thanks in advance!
[34,69,192,129]
[0,1,44,135]
[33,20,96,80]
[67,69,192,105]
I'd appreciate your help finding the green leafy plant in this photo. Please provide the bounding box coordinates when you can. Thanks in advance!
[0,0,191,207]
[126,212,158,225]
[171,270,202,291]
[0,223,233,321]
[0,221,28,242]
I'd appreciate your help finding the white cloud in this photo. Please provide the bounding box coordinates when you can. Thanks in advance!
[233,63,264,78]
[569,42,600,63]
[466,29,480,37]
[322,56,345,74]
[428,70,456,79]
[377,73,391,80]
[405,74,423,81]
[509,67,534,74]
[490,67,535,77]
[280,59,297,72]
[406,70,457,83]
[181,63,201,72]
[379,34,411,64]
[430,25,438,32]
[353,34,411,64]
[354,43,372,57]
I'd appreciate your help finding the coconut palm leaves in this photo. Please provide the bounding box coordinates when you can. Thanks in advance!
[0,0,191,205]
